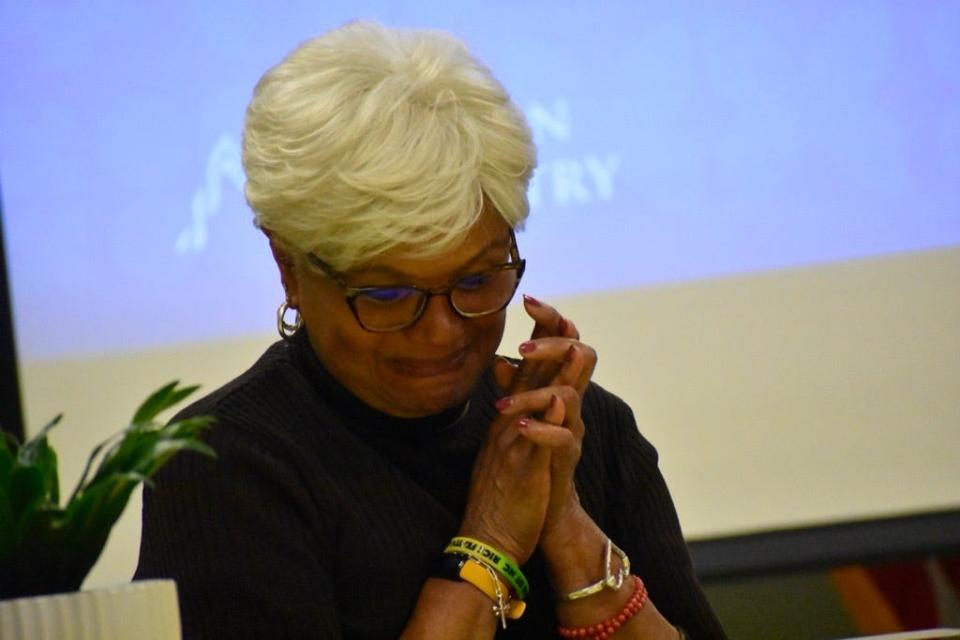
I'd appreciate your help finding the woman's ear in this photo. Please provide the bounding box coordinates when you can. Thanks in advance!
[264,230,300,308]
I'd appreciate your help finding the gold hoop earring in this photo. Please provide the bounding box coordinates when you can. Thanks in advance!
[276,301,302,340]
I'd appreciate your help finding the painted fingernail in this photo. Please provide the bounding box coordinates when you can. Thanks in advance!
[517,417,530,429]
[557,317,568,334]
[495,396,513,411]
[522,294,542,307]
[518,341,537,354]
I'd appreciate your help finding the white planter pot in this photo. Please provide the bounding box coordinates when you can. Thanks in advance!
[0,579,180,640]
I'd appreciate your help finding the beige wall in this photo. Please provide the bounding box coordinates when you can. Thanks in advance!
[20,245,960,589]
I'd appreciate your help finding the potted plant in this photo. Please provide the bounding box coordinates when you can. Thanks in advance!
[0,381,214,640]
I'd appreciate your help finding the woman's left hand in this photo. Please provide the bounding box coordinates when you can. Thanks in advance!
[492,295,598,546]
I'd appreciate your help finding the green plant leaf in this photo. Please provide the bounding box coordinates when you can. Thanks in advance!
[56,472,147,583]
[64,471,145,534]
[82,415,216,493]
[8,465,49,524]
[67,430,126,506]
[1,380,215,599]
[34,439,60,506]
[138,438,217,479]
[2,506,70,598]
[165,415,216,438]
[131,381,200,425]
[18,414,62,465]
[130,380,178,424]
[1,429,19,453]
[83,430,162,490]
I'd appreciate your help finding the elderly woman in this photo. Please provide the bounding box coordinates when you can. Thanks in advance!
[136,21,725,639]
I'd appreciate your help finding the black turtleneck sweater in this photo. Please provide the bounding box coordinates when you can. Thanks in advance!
[135,330,725,638]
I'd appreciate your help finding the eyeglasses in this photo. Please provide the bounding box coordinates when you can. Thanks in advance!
[306,232,526,333]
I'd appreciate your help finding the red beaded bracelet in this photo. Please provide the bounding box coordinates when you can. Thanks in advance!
[556,575,648,640]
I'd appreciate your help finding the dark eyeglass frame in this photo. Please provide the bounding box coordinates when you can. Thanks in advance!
[306,230,526,333]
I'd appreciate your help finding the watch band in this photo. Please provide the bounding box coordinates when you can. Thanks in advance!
[431,552,525,621]
[445,536,530,600]
[432,551,469,582]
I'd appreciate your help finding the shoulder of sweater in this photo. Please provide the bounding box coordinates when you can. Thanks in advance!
[172,339,291,411]
[169,339,325,442]
[148,341,357,505]
[582,379,631,414]
[581,380,659,463]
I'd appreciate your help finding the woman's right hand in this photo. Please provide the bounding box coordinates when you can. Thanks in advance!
[457,295,592,566]
[458,405,553,566]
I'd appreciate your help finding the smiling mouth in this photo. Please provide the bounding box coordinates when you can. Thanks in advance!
[390,350,469,378]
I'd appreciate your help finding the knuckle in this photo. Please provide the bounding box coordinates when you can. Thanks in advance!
[572,344,596,367]
[559,385,579,403]
[495,427,517,449]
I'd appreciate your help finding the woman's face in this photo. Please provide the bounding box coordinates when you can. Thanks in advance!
[279,209,514,418]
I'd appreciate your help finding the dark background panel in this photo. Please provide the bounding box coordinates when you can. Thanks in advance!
[0,182,25,442]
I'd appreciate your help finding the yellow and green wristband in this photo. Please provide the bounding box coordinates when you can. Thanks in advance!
[444,536,530,600]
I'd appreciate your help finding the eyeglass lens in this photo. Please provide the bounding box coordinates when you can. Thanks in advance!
[352,266,521,331]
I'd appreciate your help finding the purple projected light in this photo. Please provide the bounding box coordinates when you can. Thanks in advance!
[1,2,958,359]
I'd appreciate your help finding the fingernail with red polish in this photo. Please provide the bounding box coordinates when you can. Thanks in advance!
[522,294,542,307]
[518,341,537,354]
[495,396,513,411]
[557,317,568,334]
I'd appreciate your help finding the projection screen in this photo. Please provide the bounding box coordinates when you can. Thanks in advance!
[2,2,958,585]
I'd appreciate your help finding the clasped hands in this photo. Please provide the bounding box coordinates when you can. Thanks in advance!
[460,294,598,569]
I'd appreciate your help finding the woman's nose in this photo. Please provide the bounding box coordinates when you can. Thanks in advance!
[406,292,464,343]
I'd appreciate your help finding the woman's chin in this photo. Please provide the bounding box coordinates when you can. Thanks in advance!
[378,374,475,418]
[370,356,483,417]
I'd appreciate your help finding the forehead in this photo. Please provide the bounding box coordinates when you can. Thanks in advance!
[350,210,513,282]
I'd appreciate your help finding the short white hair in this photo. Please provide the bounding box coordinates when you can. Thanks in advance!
[243,21,536,270]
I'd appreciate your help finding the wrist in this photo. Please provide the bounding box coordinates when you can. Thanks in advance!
[455,525,528,566]
[539,497,590,557]
[539,507,615,596]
